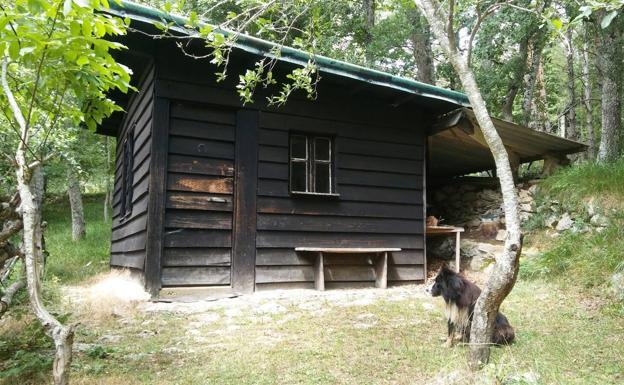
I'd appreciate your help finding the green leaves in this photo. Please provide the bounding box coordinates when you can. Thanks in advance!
[600,10,619,28]
[0,0,133,174]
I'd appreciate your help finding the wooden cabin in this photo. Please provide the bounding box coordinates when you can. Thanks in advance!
[100,2,586,296]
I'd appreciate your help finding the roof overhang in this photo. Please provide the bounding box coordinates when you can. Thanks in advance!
[428,109,588,177]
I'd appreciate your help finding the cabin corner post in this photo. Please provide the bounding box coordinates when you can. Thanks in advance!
[144,97,170,297]
[232,109,259,293]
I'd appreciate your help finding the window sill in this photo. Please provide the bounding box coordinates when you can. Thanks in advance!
[290,191,341,199]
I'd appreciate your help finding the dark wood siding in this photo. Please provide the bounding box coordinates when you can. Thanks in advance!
[153,42,426,289]
[161,102,236,287]
[111,64,155,271]
[255,112,425,288]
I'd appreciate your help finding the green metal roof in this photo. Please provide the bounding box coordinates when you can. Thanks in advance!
[107,0,470,107]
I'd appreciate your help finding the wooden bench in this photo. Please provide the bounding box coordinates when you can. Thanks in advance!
[426,226,465,272]
[294,247,402,291]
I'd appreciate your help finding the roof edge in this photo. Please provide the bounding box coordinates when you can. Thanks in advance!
[107,0,471,107]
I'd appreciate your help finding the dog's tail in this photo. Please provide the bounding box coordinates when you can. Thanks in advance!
[493,313,515,345]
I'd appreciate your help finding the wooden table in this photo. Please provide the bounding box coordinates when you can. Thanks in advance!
[426,226,465,272]
[294,247,401,290]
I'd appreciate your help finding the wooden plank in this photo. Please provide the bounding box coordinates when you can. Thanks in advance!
[170,102,236,125]
[169,136,235,159]
[170,118,235,141]
[111,212,148,241]
[257,197,423,219]
[258,145,288,163]
[231,109,259,293]
[112,193,149,229]
[166,191,233,211]
[258,128,288,146]
[388,266,425,281]
[256,249,313,266]
[256,232,424,249]
[390,250,425,265]
[259,214,423,234]
[338,185,423,204]
[339,154,422,175]
[255,266,314,284]
[337,169,423,189]
[168,155,234,176]
[163,248,231,267]
[110,250,146,270]
[257,179,423,204]
[111,231,147,253]
[165,210,232,230]
[295,247,401,253]
[155,76,419,133]
[338,138,422,160]
[165,229,231,248]
[258,162,288,180]
[167,173,233,194]
[161,266,230,286]
[145,97,168,297]
[260,112,422,145]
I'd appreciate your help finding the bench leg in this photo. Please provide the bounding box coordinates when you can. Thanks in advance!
[455,232,461,273]
[375,252,388,289]
[314,252,325,291]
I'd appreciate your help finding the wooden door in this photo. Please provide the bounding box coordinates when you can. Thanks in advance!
[161,102,237,287]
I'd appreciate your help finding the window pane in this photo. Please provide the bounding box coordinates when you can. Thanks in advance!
[314,138,330,161]
[315,163,331,193]
[291,162,307,192]
[291,135,307,159]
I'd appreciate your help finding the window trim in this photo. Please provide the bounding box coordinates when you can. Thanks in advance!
[289,133,339,198]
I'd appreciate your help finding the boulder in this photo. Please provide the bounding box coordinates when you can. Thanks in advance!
[556,213,574,231]
[495,229,507,241]
[467,241,503,271]
[611,272,624,301]
[590,214,609,227]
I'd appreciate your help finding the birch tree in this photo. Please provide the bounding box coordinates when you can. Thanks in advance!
[414,0,523,368]
[0,1,131,383]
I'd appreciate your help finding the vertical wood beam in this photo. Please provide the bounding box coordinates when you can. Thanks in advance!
[375,252,388,289]
[314,252,325,291]
[232,109,259,293]
[455,231,461,273]
[144,97,169,297]
[423,133,429,280]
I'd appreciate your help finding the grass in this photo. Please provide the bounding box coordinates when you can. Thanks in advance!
[43,194,112,283]
[538,158,624,211]
[5,280,623,385]
[522,159,624,294]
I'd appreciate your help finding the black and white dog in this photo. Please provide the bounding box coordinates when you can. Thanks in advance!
[427,264,515,347]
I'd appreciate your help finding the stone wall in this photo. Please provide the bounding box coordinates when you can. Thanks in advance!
[428,178,537,233]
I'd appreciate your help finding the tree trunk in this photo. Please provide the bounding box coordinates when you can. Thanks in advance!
[582,27,596,159]
[597,14,622,162]
[565,27,578,141]
[415,0,523,369]
[3,57,75,385]
[363,0,376,66]
[501,37,529,122]
[67,169,85,241]
[410,8,435,85]
[521,1,550,130]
